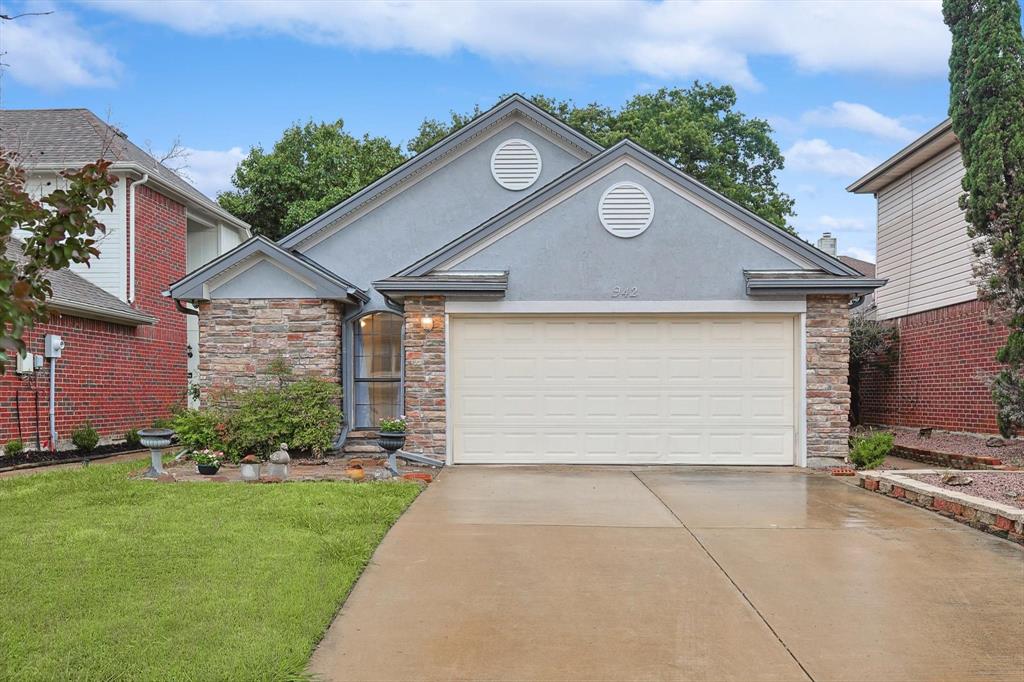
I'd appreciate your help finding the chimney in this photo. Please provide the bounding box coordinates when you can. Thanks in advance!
[817,232,837,257]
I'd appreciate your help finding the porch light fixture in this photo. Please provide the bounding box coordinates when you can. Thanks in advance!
[420,316,434,331]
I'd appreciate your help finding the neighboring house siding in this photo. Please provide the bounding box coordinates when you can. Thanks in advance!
[0,186,188,446]
[859,300,1005,434]
[874,146,975,320]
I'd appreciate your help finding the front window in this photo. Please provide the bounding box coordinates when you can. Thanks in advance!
[353,312,403,428]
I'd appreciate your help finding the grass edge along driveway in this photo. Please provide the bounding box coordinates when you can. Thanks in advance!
[0,459,420,681]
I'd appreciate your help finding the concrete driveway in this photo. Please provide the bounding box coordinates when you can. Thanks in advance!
[309,467,1024,682]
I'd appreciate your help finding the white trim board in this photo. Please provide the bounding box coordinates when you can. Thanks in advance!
[436,157,819,272]
[445,299,807,315]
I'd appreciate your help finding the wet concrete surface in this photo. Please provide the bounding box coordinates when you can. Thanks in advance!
[308,466,1024,682]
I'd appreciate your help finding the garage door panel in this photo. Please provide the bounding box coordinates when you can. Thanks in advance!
[451,315,797,465]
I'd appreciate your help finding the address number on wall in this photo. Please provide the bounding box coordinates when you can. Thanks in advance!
[611,286,639,298]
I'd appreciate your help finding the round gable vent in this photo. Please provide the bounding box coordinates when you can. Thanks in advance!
[599,182,654,238]
[491,138,542,191]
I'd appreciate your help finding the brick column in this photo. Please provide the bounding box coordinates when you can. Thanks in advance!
[403,296,446,457]
[806,294,852,468]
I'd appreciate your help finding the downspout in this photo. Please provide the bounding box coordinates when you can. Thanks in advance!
[48,358,57,451]
[128,173,150,303]
[175,299,199,317]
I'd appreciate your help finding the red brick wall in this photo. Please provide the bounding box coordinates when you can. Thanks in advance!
[858,300,1007,434]
[0,184,188,449]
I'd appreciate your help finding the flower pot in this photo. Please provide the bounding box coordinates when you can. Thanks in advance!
[197,464,220,476]
[346,466,365,481]
[376,432,406,453]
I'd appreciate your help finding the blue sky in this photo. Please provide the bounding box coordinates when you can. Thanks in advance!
[0,1,960,261]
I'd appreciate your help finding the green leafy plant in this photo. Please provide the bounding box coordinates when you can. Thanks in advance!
[151,416,175,429]
[123,429,141,448]
[849,432,894,470]
[228,379,341,458]
[378,417,407,433]
[192,449,224,468]
[71,423,100,453]
[4,438,24,457]
[172,409,227,453]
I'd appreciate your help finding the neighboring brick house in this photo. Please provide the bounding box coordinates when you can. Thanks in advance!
[169,96,881,469]
[0,109,249,449]
[848,119,1005,434]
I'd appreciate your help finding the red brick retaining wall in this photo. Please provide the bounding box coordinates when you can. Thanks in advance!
[858,300,1006,435]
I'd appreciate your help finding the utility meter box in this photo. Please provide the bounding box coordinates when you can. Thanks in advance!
[15,351,34,374]
[44,334,64,358]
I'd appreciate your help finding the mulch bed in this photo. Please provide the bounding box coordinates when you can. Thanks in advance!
[0,442,147,470]
[908,472,1024,510]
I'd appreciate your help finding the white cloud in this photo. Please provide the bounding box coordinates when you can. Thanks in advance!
[164,147,244,198]
[802,102,919,141]
[90,0,950,88]
[785,139,877,178]
[1,9,121,89]
[841,246,876,262]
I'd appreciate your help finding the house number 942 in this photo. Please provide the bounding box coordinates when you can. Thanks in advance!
[611,286,639,298]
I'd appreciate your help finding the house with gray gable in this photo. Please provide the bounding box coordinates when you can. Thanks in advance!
[167,95,883,468]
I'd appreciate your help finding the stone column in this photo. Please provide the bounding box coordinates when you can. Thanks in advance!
[806,294,852,468]
[403,296,446,457]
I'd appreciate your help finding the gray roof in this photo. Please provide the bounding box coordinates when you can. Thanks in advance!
[0,108,248,230]
[839,256,876,277]
[5,238,155,326]
[847,119,956,194]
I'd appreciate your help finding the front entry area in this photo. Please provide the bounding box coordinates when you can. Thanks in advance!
[449,314,799,465]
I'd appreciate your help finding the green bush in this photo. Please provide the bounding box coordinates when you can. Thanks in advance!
[228,379,341,458]
[71,423,100,452]
[849,431,893,470]
[4,439,24,457]
[123,429,141,448]
[172,409,227,453]
[151,416,175,429]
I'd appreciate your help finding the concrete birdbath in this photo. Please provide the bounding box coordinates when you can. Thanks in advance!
[138,428,174,479]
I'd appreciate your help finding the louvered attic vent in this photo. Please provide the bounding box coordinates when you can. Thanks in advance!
[599,182,654,238]
[490,139,542,190]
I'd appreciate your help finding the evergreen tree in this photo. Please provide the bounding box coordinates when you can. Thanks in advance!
[943,0,1024,434]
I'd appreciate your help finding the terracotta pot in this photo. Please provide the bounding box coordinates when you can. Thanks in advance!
[346,465,365,481]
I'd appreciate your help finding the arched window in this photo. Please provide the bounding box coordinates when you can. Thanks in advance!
[353,312,403,428]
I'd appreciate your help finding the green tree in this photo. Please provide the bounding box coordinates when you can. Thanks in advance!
[0,155,115,371]
[219,120,406,240]
[406,84,796,231]
[943,0,1024,434]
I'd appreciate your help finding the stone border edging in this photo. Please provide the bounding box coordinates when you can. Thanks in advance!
[892,445,1007,469]
[859,470,1023,544]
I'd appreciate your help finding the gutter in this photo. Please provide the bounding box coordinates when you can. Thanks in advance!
[745,277,888,297]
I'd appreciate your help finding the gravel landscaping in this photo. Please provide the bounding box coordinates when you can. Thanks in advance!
[891,427,1024,466]
[908,472,1024,509]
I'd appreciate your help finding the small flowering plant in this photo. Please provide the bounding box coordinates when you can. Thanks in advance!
[378,416,407,433]
[192,449,224,467]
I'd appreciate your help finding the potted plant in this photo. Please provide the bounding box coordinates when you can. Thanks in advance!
[345,462,365,481]
[376,416,407,453]
[193,449,224,475]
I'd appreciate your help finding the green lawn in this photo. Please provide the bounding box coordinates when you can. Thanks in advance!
[0,460,420,681]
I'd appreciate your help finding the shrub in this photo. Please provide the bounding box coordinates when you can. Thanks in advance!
[71,423,100,452]
[4,439,24,457]
[123,429,141,448]
[172,409,227,453]
[151,416,175,429]
[228,379,341,458]
[849,431,893,470]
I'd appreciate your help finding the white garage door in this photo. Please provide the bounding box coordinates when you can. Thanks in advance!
[450,315,797,465]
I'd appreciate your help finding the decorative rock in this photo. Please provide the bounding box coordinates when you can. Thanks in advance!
[941,473,973,486]
[267,443,290,480]
[986,437,1006,448]
[918,427,933,438]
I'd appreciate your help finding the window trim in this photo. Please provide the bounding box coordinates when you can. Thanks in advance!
[352,311,404,429]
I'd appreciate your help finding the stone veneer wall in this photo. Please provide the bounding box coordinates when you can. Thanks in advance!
[196,298,341,405]
[402,296,446,457]
[806,294,853,467]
